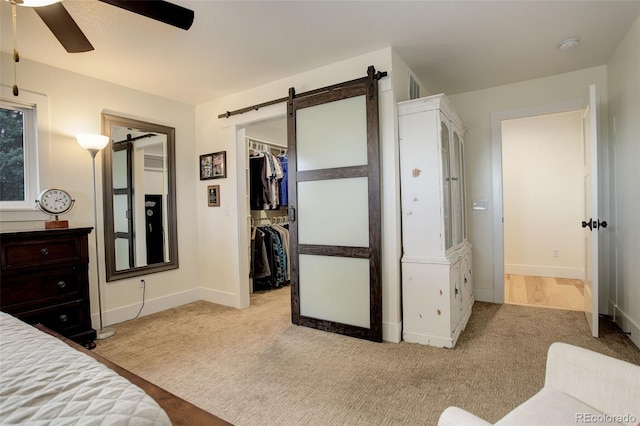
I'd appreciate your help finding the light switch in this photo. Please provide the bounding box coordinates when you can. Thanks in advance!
[472,199,488,211]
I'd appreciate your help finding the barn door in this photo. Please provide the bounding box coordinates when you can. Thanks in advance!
[287,67,383,342]
[112,139,134,270]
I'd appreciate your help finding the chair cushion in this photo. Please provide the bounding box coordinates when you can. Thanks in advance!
[496,388,623,426]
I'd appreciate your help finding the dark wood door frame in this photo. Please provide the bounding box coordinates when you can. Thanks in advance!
[287,66,383,342]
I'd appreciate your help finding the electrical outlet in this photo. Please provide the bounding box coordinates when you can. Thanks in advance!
[552,249,559,258]
[139,279,145,288]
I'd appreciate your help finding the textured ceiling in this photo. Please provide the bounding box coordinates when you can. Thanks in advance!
[1,0,639,104]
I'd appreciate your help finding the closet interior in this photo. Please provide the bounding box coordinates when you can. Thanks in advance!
[245,118,289,293]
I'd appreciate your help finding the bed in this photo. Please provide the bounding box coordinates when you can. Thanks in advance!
[0,311,230,425]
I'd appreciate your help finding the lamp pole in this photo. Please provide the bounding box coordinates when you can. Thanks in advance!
[77,134,115,340]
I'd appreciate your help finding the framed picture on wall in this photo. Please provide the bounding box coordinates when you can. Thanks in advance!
[207,185,220,207]
[199,153,213,180]
[199,151,226,180]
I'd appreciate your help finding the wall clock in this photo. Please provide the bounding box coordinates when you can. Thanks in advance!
[36,188,75,229]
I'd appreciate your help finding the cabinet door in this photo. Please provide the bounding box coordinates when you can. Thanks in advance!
[449,260,462,332]
[452,131,464,247]
[440,120,453,250]
[459,138,467,242]
[464,252,473,304]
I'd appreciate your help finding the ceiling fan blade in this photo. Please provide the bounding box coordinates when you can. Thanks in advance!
[99,0,194,30]
[33,3,94,53]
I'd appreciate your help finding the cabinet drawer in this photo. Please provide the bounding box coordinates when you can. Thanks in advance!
[1,238,84,270]
[1,269,83,309]
[16,300,86,336]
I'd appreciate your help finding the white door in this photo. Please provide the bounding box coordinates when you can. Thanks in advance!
[582,84,602,338]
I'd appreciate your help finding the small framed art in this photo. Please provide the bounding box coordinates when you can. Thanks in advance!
[208,185,220,207]
[200,151,227,180]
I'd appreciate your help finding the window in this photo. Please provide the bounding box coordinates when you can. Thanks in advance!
[0,101,36,205]
[0,88,49,220]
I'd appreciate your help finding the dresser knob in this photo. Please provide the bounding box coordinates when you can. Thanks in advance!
[40,248,49,256]
[57,281,66,289]
[59,314,68,323]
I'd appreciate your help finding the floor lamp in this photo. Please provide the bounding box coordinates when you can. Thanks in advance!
[77,133,115,340]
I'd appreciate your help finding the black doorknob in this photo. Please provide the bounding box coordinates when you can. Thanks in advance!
[581,219,593,231]
[582,218,608,231]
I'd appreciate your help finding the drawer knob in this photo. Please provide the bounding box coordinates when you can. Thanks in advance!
[59,314,68,323]
[40,248,49,256]
[57,281,67,289]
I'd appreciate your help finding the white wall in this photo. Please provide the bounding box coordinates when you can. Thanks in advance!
[607,16,640,347]
[449,66,609,305]
[194,47,405,342]
[0,54,199,327]
[502,111,584,279]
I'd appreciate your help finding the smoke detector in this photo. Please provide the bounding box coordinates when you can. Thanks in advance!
[559,38,580,50]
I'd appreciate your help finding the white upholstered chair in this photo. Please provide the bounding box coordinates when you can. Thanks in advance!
[438,342,640,426]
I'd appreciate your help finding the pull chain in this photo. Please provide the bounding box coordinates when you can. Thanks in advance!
[12,1,20,96]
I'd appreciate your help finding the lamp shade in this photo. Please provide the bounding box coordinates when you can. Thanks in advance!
[20,0,61,6]
[76,134,109,151]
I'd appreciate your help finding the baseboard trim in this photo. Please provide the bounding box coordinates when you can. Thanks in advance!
[383,320,402,343]
[98,288,201,328]
[612,304,640,349]
[403,330,454,348]
[199,288,241,308]
[505,264,584,280]
[97,288,406,344]
[474,288,495,303]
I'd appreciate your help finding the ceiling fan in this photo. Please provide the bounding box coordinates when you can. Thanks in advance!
[10,0,194,52]
[7,0,194,95]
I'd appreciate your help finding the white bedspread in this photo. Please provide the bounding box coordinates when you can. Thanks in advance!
[0,312,171,425]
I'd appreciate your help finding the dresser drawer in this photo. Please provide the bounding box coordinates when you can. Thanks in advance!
[1,237,85,270]
[1,269,83,309]
[16,300,87,336]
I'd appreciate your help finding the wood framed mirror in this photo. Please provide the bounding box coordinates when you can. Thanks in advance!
[101,113,178,281]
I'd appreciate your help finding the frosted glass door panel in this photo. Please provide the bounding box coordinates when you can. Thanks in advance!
[115,238,130,271]
[298,177,369,247]
[113,150,128,188]
[299,254,370,328]
[296,95,367,171]
[114,194,129,233]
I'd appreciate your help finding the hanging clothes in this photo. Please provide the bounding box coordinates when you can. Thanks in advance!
[249,155,271,210]
[279,155,288,207]
[248,139,287,210]
[250,222,290,290]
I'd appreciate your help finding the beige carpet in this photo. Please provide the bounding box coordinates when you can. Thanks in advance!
[94,287,640,425]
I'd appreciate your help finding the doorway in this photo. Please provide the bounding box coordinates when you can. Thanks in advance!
[244,117,290,308]
[501,109,586,311]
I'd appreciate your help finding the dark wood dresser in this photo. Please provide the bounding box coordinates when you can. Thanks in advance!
[0,227,96,348]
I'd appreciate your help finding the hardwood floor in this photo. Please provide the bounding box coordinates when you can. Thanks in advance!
[504,274,585,311]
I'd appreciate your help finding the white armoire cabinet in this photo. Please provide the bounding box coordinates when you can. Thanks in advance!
[397,94,473,348]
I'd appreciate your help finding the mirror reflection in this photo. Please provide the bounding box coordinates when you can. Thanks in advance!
[102,114,178,281]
